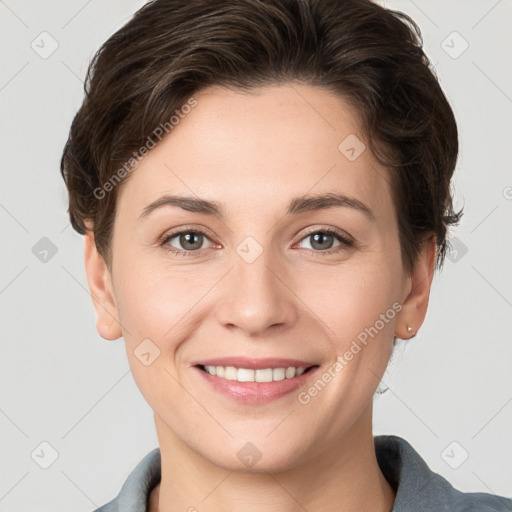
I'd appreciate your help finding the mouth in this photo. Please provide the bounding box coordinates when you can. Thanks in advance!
[193,363,321,404]
[195,364,319,383]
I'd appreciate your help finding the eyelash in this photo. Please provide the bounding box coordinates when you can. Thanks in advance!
[159,226,354,258]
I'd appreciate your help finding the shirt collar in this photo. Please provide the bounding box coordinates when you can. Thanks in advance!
[101,435,511,512]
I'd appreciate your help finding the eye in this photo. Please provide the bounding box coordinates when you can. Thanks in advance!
[160,228,215,257]
[295,228,354,256]
[159,226,354,257]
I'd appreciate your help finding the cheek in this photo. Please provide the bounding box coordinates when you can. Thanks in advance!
[112,262,200,409]
[113,258,215,346]
[300,259,402,343]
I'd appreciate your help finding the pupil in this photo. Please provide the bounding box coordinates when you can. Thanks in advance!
[181,232,202,250]
[312,232,333,250]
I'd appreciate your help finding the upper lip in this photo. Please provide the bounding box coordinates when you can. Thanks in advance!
[193,357,318,370]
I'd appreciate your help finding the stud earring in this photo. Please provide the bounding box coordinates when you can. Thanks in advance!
[407,325,413,333]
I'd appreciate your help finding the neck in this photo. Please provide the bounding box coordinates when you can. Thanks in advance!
[150,404,395,512]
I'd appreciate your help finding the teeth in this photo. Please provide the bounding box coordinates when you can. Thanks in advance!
[203,365,309,382]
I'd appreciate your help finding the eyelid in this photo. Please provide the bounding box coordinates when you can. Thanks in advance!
[294,225,354,246]
[157,226,218,259]
[159,224,217,244]
[159,224,354,257]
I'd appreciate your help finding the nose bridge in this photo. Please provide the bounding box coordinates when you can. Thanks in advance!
[214,235,297,335]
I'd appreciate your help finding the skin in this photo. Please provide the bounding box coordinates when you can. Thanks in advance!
[84,83,436,512]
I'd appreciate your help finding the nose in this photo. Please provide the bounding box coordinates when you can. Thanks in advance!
[214,248,298,336]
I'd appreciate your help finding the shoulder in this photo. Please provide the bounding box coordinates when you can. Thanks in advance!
[374,435,512,512]
[90,447,161,512]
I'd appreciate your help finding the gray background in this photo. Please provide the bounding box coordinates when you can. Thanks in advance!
[1,0,511,510]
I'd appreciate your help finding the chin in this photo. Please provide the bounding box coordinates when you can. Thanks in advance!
[202,435,312,474]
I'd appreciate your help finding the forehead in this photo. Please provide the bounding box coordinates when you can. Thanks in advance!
[116,84,393,223]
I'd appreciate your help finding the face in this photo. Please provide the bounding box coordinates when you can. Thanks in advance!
[85,83,433,472]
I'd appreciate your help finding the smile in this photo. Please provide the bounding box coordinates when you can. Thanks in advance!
[194,364,320,404]
[199,364,316,382]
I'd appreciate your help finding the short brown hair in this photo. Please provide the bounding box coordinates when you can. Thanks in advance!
[60,0,462,274]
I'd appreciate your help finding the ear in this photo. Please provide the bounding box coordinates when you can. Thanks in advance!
[395,236,437,339]
[83,229,122,341]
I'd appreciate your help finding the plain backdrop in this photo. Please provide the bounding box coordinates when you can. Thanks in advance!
[1,0,511,510]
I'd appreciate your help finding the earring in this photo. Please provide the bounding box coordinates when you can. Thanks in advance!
[407,325,413,333]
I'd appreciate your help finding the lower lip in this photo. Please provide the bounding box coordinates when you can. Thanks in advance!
[193,365,319,404]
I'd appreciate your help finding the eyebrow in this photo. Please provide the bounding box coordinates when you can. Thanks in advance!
[138,192,375,221]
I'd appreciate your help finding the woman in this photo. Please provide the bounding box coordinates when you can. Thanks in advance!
[60,0,511,511]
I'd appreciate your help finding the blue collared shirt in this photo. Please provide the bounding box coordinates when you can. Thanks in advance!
[92,435,512,511]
